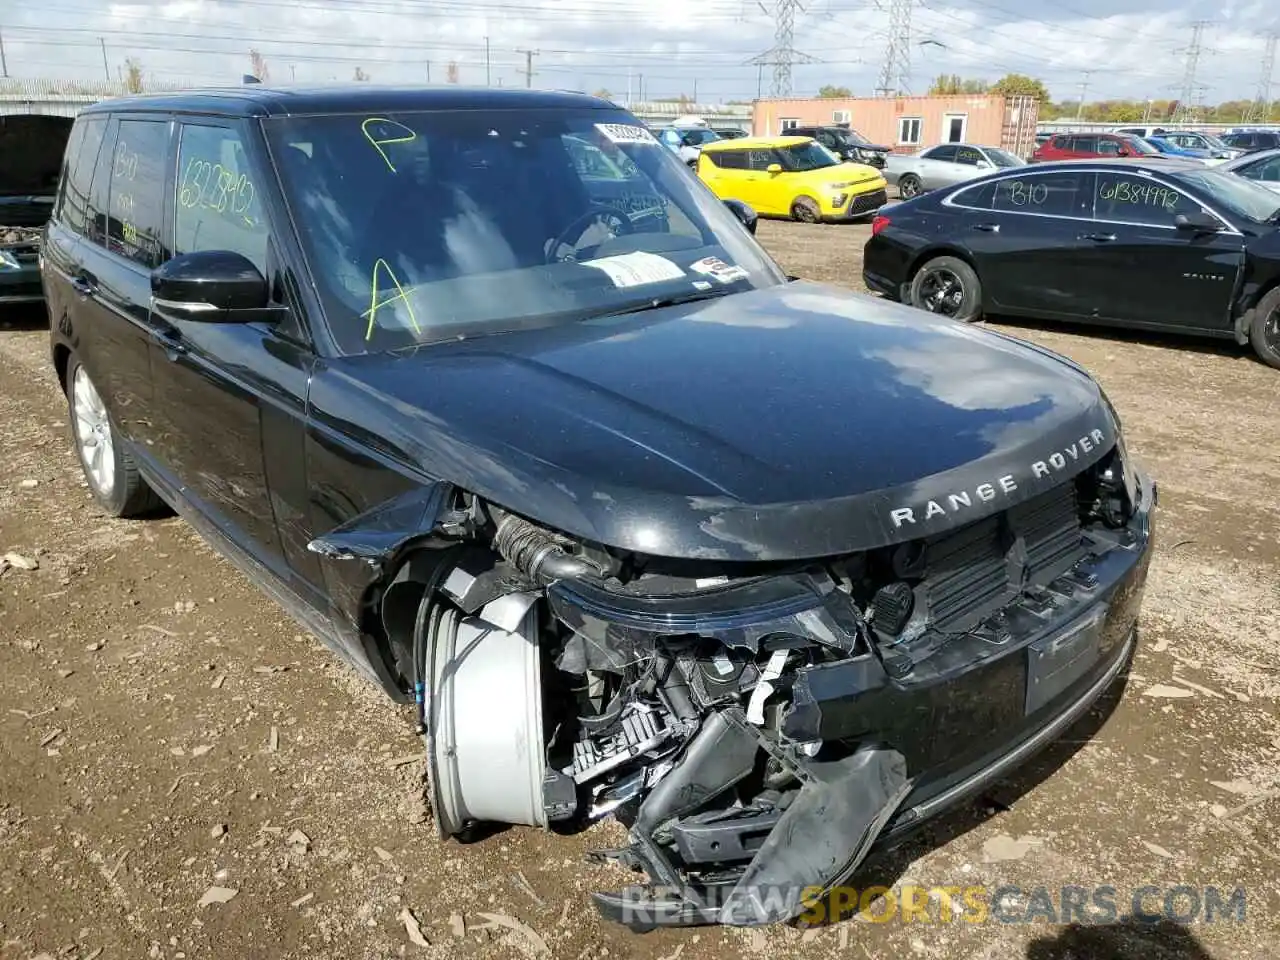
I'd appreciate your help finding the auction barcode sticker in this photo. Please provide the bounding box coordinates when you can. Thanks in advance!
[583,251,685,287]
[595,123,659,145]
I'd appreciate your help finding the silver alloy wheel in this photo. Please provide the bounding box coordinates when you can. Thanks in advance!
[72,366,115,497]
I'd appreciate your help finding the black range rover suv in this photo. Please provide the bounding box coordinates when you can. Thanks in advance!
[42,86,1154,931]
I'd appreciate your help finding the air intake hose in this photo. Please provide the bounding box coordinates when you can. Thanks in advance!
[492,510,601,585]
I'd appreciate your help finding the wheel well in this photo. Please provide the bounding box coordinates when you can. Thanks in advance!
[906,246,978,285]
[53,343,72,392]
[1238,278,1280,344]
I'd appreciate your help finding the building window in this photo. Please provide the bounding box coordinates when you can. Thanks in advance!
[898,117,922,145]
[832,109,851,124]
[779,118,799,133]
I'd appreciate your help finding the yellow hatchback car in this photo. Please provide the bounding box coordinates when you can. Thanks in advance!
[697,135,888,223]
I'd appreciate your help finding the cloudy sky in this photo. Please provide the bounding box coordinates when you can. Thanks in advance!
[0,0,1276,104]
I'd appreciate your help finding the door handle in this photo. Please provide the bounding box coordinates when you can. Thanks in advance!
[1080,232,1117,242]
[972,222,1000,233]
[151,328,188,358]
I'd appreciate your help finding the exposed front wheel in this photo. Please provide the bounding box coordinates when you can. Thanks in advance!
[898,174,923,199]
[1248,287,1280,370]
[790,196,821,223]
[66,358,164,517]
[909,256,982,322]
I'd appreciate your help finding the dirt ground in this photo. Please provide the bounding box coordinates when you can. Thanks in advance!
[2,221,1278,960]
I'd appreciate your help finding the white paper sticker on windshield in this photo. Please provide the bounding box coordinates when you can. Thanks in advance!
[690,256,749,284]
[595,123,659,145]
[583,251,685,287]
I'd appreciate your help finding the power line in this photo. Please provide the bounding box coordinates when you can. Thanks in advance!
[516,48,539,88]
[748,0,817,97]
[875,0,912,96]
[1075,69,1091,119]
[1173,20,1212,124]
[1246,33,1278,123]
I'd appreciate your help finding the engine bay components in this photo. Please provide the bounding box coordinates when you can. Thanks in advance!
[407,453,1152,930]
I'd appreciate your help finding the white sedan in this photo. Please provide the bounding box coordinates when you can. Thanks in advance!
[1216,148,1280,195]
[883,143,1026,199]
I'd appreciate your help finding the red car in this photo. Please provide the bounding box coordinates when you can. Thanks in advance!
[1031,132,1161,162]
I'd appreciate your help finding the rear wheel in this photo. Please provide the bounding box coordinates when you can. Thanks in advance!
[790,196,821,223]
[909,256,982,322]
[1248,287,1280,370]
[898,174,923,199]
[66,357,164,517]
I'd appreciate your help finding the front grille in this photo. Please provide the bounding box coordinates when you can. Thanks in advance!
[849,188,888,215]
[922,482,1086,633]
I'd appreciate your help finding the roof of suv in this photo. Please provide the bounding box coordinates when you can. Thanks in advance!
[80,84,612,119]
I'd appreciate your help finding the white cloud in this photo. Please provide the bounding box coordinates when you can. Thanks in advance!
[3,0,1277,102]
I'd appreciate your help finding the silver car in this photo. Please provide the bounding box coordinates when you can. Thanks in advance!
[884,143,1026,199]
[1216,148,1280,195]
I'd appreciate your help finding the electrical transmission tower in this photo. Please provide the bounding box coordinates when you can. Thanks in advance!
[1246,33,1278,123]
[875,0,913,96]
[1172,20,1212,124]
[748,0,818,98]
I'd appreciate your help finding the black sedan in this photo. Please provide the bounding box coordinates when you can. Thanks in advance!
[863,158,1280,368]
[43,86,1153,930]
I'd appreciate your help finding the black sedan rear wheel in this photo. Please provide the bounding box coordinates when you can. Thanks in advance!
[1248,286,1280,370]
[909,256,982,322]
[898,174,923,199]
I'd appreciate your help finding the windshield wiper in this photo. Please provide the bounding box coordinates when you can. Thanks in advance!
[601,287,737,318]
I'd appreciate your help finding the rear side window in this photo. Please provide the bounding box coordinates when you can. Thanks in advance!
[708,150,747,170]
[992,171,1093,217]
[175,123,270,276]
[1070,136,1096,152]
[949,180,995,208]
[59,117,107,237]
[105,119,170,268]
[1093,173,1187,226]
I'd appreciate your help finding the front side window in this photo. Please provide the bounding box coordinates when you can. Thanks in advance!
[1095,138,1121,156]
[993,171,1092,217]
[898,117,922,145]
[777,141,840,171]
[746,149,778,171]
[985,148,1025,168]
[955,146,984,165]
[1092,173,1189,227]
[1069,136,1096,152]
[174,124,270,276]
[1123,137,1160,155]
[105,119,170,268]
[1239,155,1280,182]
[265,109,785,355]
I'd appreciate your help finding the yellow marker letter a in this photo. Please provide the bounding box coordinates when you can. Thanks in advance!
[362,258,421,341]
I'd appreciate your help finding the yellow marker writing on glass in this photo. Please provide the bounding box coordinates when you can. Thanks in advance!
[361,117,417,173]
[362,258,420,340]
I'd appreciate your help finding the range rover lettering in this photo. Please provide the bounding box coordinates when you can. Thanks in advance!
[42,86,1155,930]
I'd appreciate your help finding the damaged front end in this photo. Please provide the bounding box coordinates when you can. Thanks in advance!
[347,440,1154,931]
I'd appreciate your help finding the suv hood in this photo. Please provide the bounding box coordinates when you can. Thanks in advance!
[315,281,1116,561]
[0,115,72,224]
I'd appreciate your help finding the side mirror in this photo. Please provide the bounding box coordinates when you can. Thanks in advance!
[151,250,277,321]
[975,160,991,169]
[722,198,758,235]
[766,163,783,175]
[1116,148,1131,157]
[1173,210,1223,233]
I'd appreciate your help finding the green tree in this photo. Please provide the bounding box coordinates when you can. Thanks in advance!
[123,57,144,93]
[928,74,989,95]
[990,73,1050,102]
[817,84,852,98]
